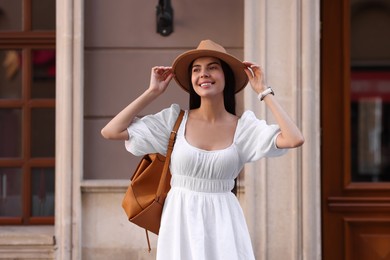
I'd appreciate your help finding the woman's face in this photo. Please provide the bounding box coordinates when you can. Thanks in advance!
[191,57,225,97]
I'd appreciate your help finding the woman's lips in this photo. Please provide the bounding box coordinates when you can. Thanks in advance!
[200,82,213,88]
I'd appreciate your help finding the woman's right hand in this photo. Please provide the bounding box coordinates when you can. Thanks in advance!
[149,66,174,95]
[101,66,174,140]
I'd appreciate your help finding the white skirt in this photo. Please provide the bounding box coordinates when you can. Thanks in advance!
[156,187,255,260]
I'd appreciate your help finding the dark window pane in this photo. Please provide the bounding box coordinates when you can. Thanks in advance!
[351,74,390,182]
[0,50,22,99]
[0,109,22,158]
[0,168,22,217]
[31,0,55,31]
[31,49,56,98]
[31,108,55,157]
[350,1,390,182]
[31,168,54,217]
[0,0,22,31]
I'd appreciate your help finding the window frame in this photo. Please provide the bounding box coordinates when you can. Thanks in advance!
[0,0,55,225]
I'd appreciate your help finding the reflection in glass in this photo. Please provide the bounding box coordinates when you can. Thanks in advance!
[0,168,22,217]
[350,0,390,182]
[31,49,56,98]
[32,0,55,30]
[0,0,22,31]
[0,109,22,157]
[31,168,54,217]
[31,108,55,157]
[0,50,22,99]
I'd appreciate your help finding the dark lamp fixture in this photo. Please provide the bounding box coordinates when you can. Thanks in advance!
[156,0,174,36]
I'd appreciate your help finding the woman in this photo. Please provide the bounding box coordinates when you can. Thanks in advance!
[101,40,304,260]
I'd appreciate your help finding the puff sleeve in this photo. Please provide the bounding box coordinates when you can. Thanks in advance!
[236,110,288,163]
[124,104,181,156]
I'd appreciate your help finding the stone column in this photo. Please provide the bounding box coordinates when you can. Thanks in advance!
[55,0,84,259]
[243,0,321,259]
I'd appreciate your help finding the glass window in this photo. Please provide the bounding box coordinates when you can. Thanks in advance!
[0,50,22,99]
[0,0,23,31]
[31,108,55,157]
[31,0,55,30]
[31,49,56,98]
[0,0,55,225]
[0,109,22,158]
[350,0,390,182]
[0,168,22,217]
[31,167,54,217]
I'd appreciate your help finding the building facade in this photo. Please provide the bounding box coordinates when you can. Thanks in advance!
[1,0,389,259]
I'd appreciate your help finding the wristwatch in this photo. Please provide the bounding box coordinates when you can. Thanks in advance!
[258,87,275,101]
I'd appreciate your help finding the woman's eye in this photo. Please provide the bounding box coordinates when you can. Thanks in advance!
[209,65,220,70]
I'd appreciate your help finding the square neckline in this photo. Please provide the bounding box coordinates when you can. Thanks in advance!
[181,110,240,153]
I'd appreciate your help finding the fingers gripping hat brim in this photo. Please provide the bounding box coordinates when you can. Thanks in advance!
[172,40,249,93]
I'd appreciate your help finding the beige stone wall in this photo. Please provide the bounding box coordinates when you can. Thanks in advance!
[0,226,54,259]
[81,182,157,260]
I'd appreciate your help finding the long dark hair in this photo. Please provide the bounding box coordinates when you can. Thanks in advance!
[188,59,236,115]
[187,58,239,196]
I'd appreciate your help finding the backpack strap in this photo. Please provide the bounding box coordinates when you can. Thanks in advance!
[156,109,184,202]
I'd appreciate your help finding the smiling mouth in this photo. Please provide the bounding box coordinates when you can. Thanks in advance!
[200,82,214,88]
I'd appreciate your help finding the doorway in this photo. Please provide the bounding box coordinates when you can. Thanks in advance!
[321,0,390,259]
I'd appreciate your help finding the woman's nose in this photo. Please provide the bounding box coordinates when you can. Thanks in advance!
[200,70,210,78]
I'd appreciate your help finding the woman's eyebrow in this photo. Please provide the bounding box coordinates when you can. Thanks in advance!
[192,61,221,68]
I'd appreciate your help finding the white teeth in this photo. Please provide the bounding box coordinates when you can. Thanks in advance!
[201,83,211,87]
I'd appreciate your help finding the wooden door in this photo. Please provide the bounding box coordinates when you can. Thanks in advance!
[321,0,390,259]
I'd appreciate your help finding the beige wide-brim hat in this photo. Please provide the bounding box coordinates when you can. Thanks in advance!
[172,40,249,93]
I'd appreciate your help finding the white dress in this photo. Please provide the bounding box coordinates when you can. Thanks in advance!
[125,104,287,260]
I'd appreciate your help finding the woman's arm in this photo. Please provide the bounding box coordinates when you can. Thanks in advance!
[243,62,305,149]
[101,66,174,140]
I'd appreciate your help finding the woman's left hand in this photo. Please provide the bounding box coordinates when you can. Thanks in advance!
[243,62,305,148]
[243,61,267,94]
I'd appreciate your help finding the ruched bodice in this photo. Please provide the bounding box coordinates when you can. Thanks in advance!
[170,113,241,193]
